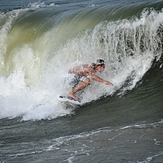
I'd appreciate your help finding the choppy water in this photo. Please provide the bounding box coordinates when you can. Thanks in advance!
[0,0,163,162]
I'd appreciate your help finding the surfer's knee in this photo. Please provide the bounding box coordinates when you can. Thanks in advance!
[73,78,90,92]
[83,78,90,86]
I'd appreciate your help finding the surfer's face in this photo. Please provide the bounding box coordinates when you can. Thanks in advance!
[96,64,105,72]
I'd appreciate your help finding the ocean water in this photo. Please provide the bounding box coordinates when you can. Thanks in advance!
[0,0,163,162]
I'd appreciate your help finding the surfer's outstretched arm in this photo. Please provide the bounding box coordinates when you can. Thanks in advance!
[90,73,113,85]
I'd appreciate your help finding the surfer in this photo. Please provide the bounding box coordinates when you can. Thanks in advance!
[68,59,113,101]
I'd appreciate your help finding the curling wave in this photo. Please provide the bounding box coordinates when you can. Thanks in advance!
[0,2,163,120]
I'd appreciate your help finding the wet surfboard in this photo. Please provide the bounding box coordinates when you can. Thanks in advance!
[58,95,81,105]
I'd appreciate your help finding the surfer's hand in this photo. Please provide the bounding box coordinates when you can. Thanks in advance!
[104,81,113,85]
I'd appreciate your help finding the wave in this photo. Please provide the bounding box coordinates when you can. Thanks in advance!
[0,1,163,120]
[5,119,163,162]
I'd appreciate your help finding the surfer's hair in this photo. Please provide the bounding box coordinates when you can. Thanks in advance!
[96,59,105,65]
[92,59,105,68]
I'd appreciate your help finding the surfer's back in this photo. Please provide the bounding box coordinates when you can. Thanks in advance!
[68,64,91,76]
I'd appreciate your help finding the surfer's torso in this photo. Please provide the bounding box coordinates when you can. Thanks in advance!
[68,64,95,76]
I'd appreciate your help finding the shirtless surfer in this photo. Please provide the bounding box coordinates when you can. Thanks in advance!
[68,59,113,101]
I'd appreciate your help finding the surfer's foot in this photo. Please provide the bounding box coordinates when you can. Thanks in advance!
[68,93,78,101]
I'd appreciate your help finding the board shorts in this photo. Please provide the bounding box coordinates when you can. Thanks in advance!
[67,74,88,88]
[70,75,87,88]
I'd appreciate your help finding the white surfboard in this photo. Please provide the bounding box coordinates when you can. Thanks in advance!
[58,95,81,105]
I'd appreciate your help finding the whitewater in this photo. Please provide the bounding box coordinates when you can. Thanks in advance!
[0,1,162,120]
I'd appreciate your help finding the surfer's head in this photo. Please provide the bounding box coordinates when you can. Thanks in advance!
[92,59,105,72]
[96,59,105,65]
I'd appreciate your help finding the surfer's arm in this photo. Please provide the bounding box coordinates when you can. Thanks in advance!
[90,73,113,85]
[68,69,73,74]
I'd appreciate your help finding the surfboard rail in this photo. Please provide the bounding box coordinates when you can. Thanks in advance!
[58,96,81,105]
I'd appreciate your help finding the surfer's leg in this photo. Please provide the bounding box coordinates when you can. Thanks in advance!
[68,78,90,100]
